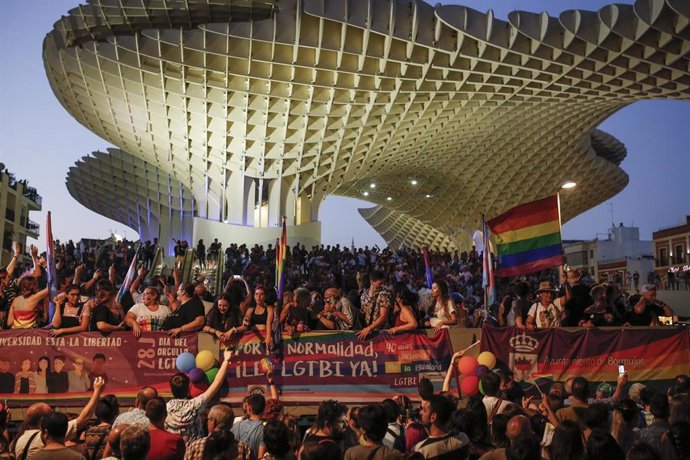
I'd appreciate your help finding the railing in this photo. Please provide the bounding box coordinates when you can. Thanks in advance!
[26,219,39,233]
[181,247,195,284]
[22,185,42,206]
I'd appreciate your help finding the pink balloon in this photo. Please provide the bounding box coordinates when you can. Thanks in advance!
[457,355,479,376]
[461,375,480,396]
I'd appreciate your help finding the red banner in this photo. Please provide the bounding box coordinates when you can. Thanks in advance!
[223,330,453,403]
[480,325,689,383]
[0,330,198,406]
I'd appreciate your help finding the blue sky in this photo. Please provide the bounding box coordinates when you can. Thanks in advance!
[1,0,688,249]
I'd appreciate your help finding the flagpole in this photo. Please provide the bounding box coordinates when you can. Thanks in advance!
[482,215,488,313]
[556,192,565,285]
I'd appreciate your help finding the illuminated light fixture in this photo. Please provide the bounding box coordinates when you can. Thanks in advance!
[425,194,432,198]
[386,197,392,201]
[363,191,369,197]
[370,183,376,188]
[410,180,418,185]
[561,180,577,189]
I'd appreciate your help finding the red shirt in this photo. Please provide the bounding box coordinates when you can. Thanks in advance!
[148,427,185,460]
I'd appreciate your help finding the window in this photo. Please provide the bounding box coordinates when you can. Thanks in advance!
[659,248,668,266]
[674,245,684,264]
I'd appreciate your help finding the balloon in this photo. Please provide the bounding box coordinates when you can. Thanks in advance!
[457,355,479,376]
[479,380,485,395]
[474,364,489,377]
[176,352,196,373]
[189,381,208,397]
[195,350,216,371]
[477,351,496,369]
[204,367,219,383]
[189,367,205,383]
[461,375,480,396]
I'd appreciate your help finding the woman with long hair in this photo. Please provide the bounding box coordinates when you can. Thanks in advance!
[385,283,419,335]
[234,285,276,350]
[259,420,292,460]
[548,419,584,460]
[203,292,243,341]
[610,399,639,453]
[34,356,50,394]
[281,289,310,334]
[428,279,458,332]
[51,284,90,336]
[7,277,49,329]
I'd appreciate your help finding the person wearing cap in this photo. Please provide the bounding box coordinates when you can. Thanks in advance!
[595,383,613,399]
[525,281,569,329]
[631,284,676,325]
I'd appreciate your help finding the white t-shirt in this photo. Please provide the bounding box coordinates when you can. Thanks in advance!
[127,303,171,331]
[527,298,565,328]
[434,299,456,322]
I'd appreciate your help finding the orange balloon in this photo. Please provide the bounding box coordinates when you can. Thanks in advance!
[457,355,479,376]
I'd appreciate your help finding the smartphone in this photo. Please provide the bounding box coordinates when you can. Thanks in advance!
[618,364,625,377]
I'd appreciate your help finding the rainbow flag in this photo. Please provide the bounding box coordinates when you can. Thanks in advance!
[422,245,433,288]
[275,217,287,300]
[487,195,563,277]
[45,212,58,321]
[482,216,496,306]
[117,245,140,305]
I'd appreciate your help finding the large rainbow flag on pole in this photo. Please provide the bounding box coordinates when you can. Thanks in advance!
[275,217,287,300]
[486,195,564,277]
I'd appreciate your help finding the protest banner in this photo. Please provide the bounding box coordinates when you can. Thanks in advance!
[480,325,689,384]
[0,330,198,406]
[223,330,453,403]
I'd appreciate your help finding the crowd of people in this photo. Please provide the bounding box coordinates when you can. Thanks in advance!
[0,237,687,459]
[1,349,688,459]
[0,236,681,339]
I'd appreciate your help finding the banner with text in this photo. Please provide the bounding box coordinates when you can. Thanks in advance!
[480,325,689,384]
[223,330,452,403]
[0,330,198,406]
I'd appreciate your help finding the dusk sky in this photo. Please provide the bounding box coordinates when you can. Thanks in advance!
[1,0,688,251]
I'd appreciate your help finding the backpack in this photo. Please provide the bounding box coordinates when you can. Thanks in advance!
[386,425,406,453]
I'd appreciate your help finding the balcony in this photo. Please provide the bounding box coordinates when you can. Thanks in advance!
[4,208,15,223]
[25,219,40,238]
[22,185,42,209]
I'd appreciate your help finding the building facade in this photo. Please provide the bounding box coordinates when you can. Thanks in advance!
[653,216,690,290]
[564,224,654,291]
[563,239,598,281]
[0,167,42,266]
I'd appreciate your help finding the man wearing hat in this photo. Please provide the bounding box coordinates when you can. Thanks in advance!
[525,281,568,329]
[632,284,676,324]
